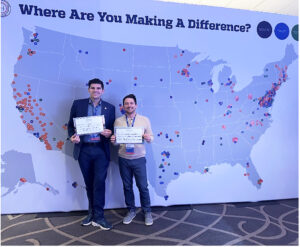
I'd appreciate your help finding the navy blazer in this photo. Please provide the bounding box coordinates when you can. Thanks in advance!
[67,98,115,161]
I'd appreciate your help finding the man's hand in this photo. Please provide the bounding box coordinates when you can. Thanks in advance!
[101,129,112,138]
[70,134,80,144]
[110,135,116,143]
[143,133,152,142]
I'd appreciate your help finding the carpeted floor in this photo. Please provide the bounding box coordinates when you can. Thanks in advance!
[1,199,298,245]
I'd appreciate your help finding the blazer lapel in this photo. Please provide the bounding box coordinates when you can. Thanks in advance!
[81,98,89,117]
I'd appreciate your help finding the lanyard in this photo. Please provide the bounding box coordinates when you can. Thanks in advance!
[126,114,136,127]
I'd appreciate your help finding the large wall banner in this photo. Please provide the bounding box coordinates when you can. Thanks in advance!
[1,0,298,213]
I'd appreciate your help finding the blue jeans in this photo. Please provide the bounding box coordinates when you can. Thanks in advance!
[78,143,109,220]
[118,157,151,213]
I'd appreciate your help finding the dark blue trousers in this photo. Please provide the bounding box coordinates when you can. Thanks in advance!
[118,157,151,213]
[78,143,109,220]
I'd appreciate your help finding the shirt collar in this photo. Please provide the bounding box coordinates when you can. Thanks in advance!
[89,98,102,106]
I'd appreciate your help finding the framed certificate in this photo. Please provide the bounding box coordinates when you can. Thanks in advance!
[115,127,144,144]
[74,115,104,135]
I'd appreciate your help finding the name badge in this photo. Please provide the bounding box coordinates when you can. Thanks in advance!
[125,144,135,154]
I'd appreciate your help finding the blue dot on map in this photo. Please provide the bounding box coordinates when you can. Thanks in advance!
[72,182,78,188]
[275,23,289,40]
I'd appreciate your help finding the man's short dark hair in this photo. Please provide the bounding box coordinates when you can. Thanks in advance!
[88,78,104,89]
[123,94,137,105]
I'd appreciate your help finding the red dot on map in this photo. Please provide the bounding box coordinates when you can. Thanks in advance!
[28,88,31,91]
[188,165,192,168]
[232,137,238,143]
[13,88,16,92]
[36,117,39,120]
[20,178,27,183]
[39,107,42,111]
[12,81,16,85]
[205,99,208,102]
[23,120,26,123]
[50,122,53,126]
[134,77,137,80]
[27,84,30,87]
[123,48,126,51]
[14,74,18,77]
[46,187,49,191]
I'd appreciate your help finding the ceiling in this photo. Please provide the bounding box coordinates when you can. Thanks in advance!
[158,0,299,16]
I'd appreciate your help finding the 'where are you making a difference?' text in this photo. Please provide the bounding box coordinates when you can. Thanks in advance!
[19,4,252,32]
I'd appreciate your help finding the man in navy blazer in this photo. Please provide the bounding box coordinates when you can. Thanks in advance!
[68,78,115,230]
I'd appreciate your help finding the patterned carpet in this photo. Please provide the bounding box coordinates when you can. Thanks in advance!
[1,199,298,245]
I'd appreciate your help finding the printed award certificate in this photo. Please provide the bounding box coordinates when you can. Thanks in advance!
[74,115,104,135]
[115,127,144,144]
